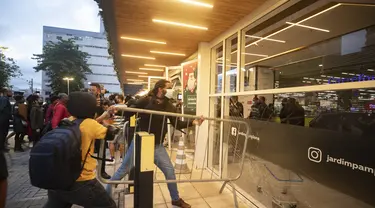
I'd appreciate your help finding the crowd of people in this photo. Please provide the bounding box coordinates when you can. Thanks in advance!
[0,80,203,208]
[229,95,305,126]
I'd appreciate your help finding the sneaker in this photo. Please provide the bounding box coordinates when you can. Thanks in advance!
[172,198,191,208]
[29,143,33,148]
[107,158,115,165]
[101,172,111,179]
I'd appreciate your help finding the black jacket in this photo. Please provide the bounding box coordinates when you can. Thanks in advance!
[0,96,11,124]
[127,96,193,145]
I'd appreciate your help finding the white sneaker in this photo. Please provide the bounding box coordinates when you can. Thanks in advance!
[29,143,33,148]
[107,158,115,165]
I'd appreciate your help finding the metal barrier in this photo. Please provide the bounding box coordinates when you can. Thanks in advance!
[96,107,251,207]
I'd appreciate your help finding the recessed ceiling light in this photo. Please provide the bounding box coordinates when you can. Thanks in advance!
[150,51,185,56]
[121,54,155,60]
[242,53,269,58]
[128,82,147,85]
[245,35,285,43]
[152,19,208,30]
[120,36,166,44]
[319,64,323,67]
[179,0,213,8]
[286,22,330,32]
[127,79,144,82]
[125,71,148,75]
[145,64,166,68]
[368,69,374,72]
[139,68,165,72]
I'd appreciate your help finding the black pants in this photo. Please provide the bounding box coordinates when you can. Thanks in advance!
[14,133,25,150]
[32,129,41,146]
[0,122,9,151]
[43,179,116,208]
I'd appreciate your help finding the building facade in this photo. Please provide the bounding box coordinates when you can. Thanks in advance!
[41,24,121,98]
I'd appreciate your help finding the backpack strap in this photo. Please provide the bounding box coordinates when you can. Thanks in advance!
[72,119,92,172]
[81,139,93,172]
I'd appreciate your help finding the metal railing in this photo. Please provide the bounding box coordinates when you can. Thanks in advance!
[96,107,251,207]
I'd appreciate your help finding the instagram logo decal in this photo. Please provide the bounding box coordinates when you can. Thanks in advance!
[308,147,375,176]
[308,147,322,163]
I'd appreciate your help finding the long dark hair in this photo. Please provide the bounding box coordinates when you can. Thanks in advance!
[148,79,170,97]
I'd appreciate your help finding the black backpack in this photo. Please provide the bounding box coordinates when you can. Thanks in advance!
[29,119,92,190]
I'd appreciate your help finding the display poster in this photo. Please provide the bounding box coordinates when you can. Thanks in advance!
[182,60,198,115]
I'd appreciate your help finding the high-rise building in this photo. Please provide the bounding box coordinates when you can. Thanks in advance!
[41,22,121,98]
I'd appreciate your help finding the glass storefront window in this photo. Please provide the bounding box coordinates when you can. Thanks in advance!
[221,88,375,207]
[208,96,222,174]
[210,43,223,94]
[224,34,238,93]
[238,3,375,91]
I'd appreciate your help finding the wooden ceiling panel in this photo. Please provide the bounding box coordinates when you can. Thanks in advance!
[108,0,265,83]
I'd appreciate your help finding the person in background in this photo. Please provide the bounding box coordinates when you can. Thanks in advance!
[0,88,12,152]
[89,83,111,179]
[51,93,70,129]
[107,95,126,165]
[229,96,244,117]
[12,95,28,152]
[30,95,44,145]
[249,96,270,120]
[285,98,305,126]
[45,95,59,125]
[0,151,8,208]
[279,98,289,124]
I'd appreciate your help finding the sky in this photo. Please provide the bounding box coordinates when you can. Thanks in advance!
[0,0,101,90]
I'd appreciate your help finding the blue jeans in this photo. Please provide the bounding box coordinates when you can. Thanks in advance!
[106,141,179,201]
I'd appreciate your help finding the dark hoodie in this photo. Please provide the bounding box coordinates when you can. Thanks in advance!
[126,95,193,145]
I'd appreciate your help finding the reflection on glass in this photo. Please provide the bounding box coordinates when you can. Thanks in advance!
[211,43,223,93]
[225,34,238,92]
[208,97,222,174]
[239,5,375,91]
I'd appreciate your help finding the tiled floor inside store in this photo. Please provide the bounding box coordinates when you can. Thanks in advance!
[109,171,253,208]
[104,148,255,208]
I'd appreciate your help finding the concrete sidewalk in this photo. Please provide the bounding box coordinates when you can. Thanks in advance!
[5,148,48,208]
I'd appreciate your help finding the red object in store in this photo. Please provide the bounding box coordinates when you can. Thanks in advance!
[364,103,375,110]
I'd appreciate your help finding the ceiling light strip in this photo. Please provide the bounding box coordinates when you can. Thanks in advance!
[179,0,213,8]
[125,71,148,75]
[139,68,165,72]
[120,37,166,44]
[121,54,155,60]
[244,47,304,66]
[127,79,145,82]
[285,22,330,32]
[245,3,341,48]
[242,53,269,58]
[245,35,285,43]
[145,64,166,68]
[150,51,186,56]
[152,19,208,30]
